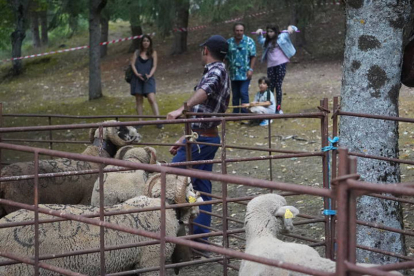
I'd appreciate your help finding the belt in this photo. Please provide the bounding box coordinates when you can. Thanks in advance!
[192,127,218,137]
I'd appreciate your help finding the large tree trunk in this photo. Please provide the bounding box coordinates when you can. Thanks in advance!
[30,10,41,48]
[128,25,143,53]
[9,0,30,76]
[39,9,48,46]
[88,0,107,100]
[100,13,109,58]
[171,0,189,55]
[340,0,411,264]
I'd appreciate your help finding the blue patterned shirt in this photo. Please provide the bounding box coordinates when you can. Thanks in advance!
[192,61,230,130]
[226,35,256,81]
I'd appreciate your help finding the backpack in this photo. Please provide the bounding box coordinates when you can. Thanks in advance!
[125,65,133,83]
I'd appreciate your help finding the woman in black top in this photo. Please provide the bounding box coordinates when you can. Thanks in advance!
[130,35,162,129]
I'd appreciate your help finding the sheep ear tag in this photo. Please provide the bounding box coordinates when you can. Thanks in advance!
[188,196,197,203]
[284,208,294,219]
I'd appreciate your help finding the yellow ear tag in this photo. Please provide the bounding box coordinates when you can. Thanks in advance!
[284,209,293,219]
[188,196,197,203]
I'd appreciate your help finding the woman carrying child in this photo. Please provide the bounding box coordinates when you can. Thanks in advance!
[242,76,276,126]
[255,24,297,114]
[130,34,163,129]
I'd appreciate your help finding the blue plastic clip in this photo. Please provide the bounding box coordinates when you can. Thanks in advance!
[323,209,337,216]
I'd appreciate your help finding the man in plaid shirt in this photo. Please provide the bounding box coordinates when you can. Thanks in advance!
[167,35,230,241]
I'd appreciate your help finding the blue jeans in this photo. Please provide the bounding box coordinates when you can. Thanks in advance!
[231,80,251,113]
[172,135,220,237]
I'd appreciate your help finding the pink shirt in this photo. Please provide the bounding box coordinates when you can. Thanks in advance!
[267,46,289,68]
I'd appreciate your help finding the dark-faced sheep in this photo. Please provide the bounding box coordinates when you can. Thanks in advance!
[0,192,200,276]
[239,193,402,276]
[0,121,141,218]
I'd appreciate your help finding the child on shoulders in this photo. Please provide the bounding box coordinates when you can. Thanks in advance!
[242,76,276,126]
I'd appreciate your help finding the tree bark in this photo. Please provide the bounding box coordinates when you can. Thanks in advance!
[9,0,30,76]
[39,9,48,46]
[88,0,107,100]
[100,14,109,58]
[171,0,189,55]
[340,0,411,264]
[128,25,143,53]
[30,10,41,48]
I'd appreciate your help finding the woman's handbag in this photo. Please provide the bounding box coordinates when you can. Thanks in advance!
[125,65,133,83]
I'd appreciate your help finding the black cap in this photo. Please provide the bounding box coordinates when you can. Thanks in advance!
[200,35,228,55]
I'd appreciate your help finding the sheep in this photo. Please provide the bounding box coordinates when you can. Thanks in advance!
[90,145,157,207]
[0,121,141,218]
[239,194,402,276]
[90,146,196,209]
[0,191,201,276]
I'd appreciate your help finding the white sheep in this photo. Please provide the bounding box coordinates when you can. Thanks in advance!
[239,193,402,276]
[90,145,157,207]
[0,192,200,275]
[0,121,141,218]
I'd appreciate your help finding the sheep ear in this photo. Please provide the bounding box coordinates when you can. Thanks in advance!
[144,147,157,164]
[275,206,299,218]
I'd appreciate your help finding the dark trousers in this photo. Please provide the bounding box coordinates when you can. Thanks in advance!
[267,63,287,112]
[172,135,220,237]
[231,80,251,113]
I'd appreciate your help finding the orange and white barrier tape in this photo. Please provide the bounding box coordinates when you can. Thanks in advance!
[1,33,155,64]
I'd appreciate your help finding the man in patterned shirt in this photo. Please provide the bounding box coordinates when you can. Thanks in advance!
[226,22,257,114]
[167,35,230,239]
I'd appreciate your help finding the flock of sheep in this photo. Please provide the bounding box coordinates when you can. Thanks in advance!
[0,121,402,275]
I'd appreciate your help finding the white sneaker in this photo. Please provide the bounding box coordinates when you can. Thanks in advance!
[279,110,284,114]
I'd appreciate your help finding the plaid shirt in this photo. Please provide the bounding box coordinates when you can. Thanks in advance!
[192,61,230,129]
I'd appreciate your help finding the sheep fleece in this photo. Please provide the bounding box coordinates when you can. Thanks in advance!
[0,196,178,275]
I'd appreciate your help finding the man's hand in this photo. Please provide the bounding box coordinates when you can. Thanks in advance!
[169,144,180,156]
[167,108,183,120]
[247,70,253,79]
[287,26,294,35]
[242,103,251,108]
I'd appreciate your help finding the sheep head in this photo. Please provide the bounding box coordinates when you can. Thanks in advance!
[275,205,300,233]
[146,173,189,204]
[145,174,203,222]
[114,146,157,164]
[89,120,142,146]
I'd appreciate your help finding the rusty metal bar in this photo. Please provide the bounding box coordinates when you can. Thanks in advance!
[0,251,86,276]
[355,244,413,261]
[220,118,229,276]
[349,151,414,166]
[160,172,167,276]
[346,179,414,195]
[321,98,331,259]
[0,142,334,198]
[337,110,414,123]
[347,156,358,266]
[98,126,106,276]
[335,148,350,275]
[330,96,339,260]
[34,151,40,276]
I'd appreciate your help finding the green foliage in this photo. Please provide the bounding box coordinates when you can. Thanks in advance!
[0,0,14,50]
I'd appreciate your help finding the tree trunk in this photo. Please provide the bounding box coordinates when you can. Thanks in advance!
[39,9,48,46]
[9,0,30,76]
[30,10,41,48]
[88,0,107,100]
[128,25,143,53]
[340,0,411,264]
[100,14,109,58]
[171,0,189,55]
